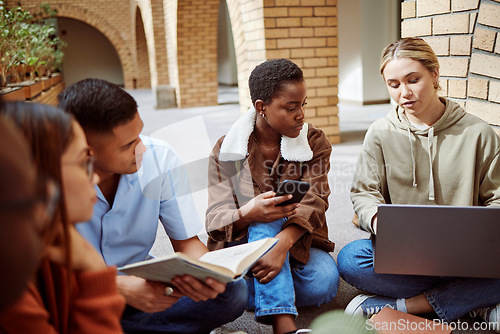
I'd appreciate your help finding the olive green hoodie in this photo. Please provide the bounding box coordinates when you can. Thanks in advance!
[351,98,500,234]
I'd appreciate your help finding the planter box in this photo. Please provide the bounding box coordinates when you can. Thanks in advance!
[1,73,64,102]
[41,77,55,91]
[21,80,43,99]
[51,73,61,84]
[7,80,43,100]
[0,87,26,101]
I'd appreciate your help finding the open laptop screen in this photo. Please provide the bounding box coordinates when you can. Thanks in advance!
[374,204,500,278]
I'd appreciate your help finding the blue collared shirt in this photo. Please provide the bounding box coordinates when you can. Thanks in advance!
[76,136,202,267]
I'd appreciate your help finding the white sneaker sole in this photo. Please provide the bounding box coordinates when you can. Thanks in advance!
[345,294,375,316]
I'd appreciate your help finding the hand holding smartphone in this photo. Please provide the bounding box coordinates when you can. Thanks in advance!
[274,180,310,206]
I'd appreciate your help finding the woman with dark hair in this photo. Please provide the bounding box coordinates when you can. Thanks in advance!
[206,59,339,334]
[0,115,44,311]
[0,102,125,333]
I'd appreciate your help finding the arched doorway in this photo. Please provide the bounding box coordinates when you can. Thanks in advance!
[57,17,124,87]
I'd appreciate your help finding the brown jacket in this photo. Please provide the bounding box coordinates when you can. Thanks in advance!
[206,121,334,264]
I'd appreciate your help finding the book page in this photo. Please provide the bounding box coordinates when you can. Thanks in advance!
[118,238,277,284]
[199,238,276,275]
[119,253,237,283]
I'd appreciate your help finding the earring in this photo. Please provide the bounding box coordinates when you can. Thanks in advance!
[260,113,265,118]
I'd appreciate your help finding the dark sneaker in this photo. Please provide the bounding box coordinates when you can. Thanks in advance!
[469,303,500,333]
[345,294,405,318]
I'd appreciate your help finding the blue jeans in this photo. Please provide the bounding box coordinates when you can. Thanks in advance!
[338,239,500,322]
[120,279,248,333]
[246,219,339,323]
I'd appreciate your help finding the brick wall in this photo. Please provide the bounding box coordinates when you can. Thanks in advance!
[137,0,169,89]
[150,0,170,87]
[402,0,500,133]
[227,0,340,143]
[17,0,341,143]
[18,0,138,88]
[135,8,152,89]
[262,0,339,143]
[164,0,179,95]
[175,0,219,108]
[226,0,266,112]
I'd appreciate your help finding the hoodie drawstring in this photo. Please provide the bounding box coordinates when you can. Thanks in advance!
[407,127,436,202]
[427,127,435,201]
[407,128,417,187]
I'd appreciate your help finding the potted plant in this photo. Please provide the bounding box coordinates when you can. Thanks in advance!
[0,1,65,100]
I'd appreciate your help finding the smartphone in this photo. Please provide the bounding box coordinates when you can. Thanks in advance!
[274,180,310,206]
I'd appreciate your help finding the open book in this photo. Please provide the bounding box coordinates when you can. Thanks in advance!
[118,238,278,283]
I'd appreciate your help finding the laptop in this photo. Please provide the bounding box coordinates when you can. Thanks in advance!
[374,204,500,279]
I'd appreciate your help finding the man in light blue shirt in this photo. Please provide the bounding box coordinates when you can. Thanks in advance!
[58,79,247,333]
[79,135,202,267]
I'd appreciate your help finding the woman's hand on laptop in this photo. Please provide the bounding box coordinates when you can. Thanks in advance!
[372,215,378,234]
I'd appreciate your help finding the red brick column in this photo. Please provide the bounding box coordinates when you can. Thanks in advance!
[175,0,219,108]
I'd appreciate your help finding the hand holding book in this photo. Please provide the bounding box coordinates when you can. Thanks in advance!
[119,238,278,284]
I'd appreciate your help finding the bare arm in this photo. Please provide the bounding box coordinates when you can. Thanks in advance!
[372,214,378,234]
[170,236,208,259]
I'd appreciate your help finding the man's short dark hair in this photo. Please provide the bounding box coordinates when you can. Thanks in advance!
[57,78,138,134]
[248,58,304,105]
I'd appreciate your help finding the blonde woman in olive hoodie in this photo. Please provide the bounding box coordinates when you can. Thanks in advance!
[338,38,500,331]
